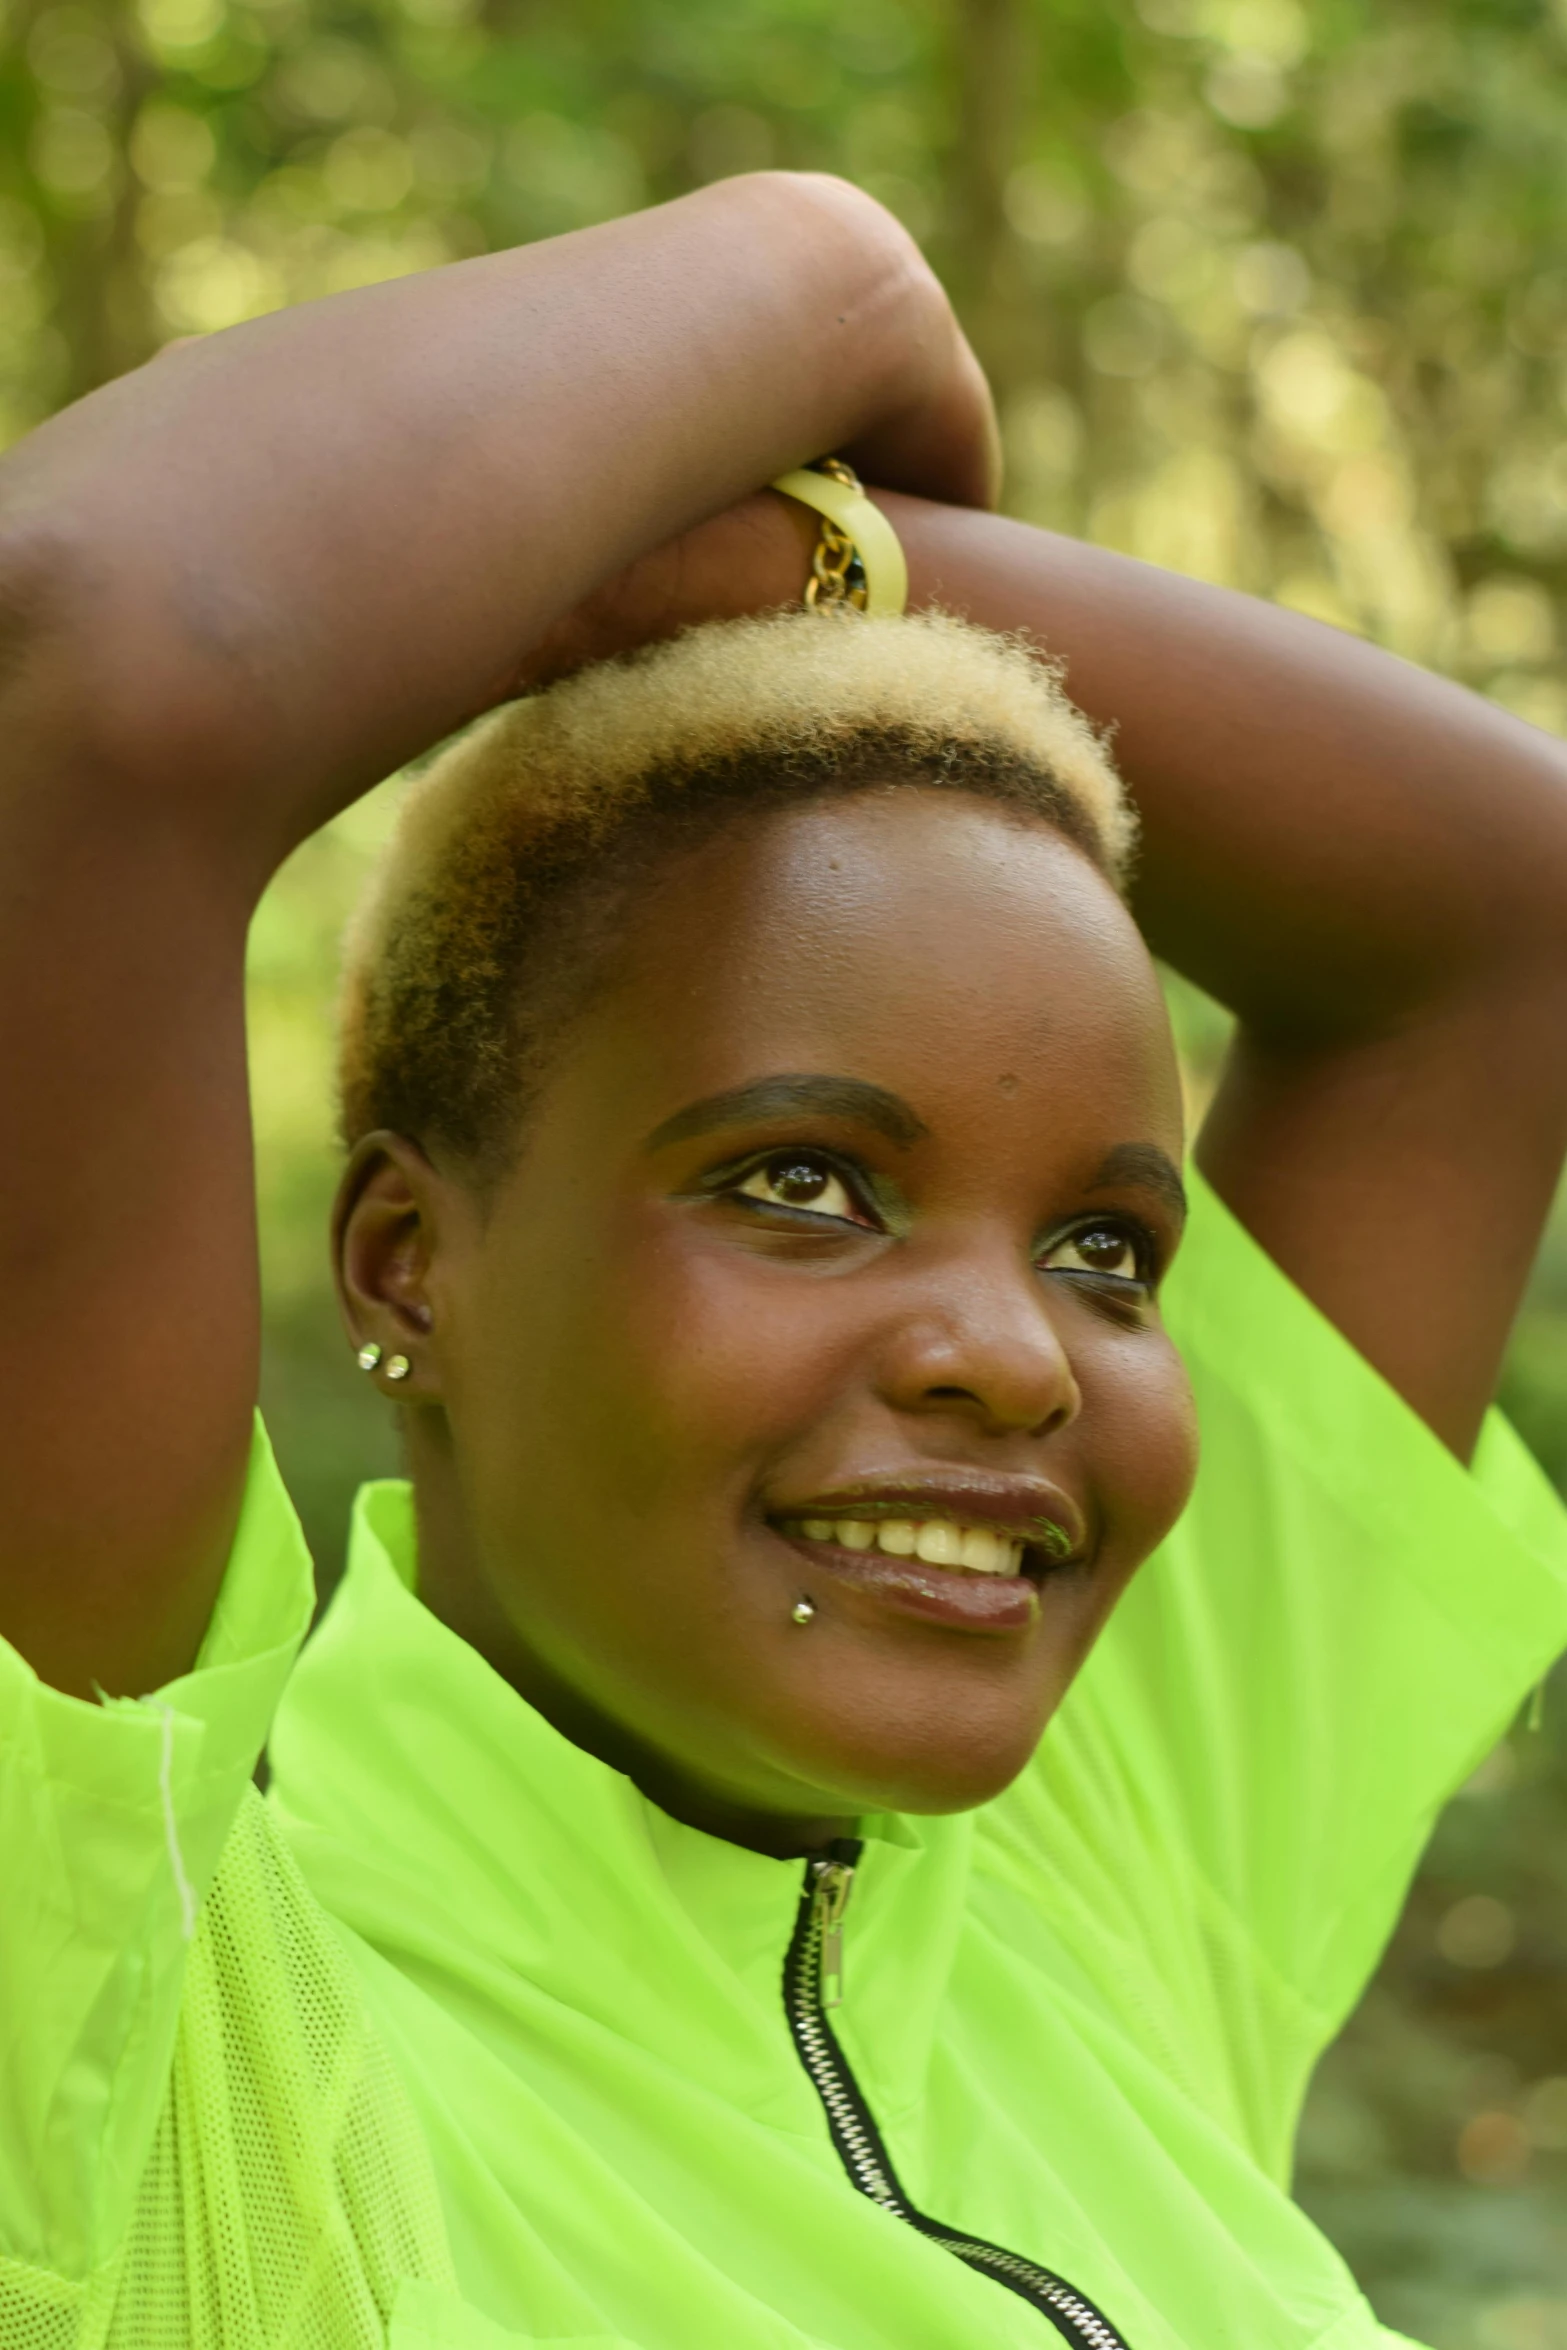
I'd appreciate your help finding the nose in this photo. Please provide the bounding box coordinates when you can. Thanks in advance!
[874,1241,1081,1440]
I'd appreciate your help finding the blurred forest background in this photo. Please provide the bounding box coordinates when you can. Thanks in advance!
[4,0,1567,2337]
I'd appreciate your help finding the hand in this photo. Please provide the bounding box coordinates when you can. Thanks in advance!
[505,182,999,694]
[768,174,1000,514]
[511,492,818,692]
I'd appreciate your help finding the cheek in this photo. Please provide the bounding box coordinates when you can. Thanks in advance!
[604,1219,866,1482]
[474,1204,862,1531]
[1078,1323,1199,1579]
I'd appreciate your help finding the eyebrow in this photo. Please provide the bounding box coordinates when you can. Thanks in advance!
[1084,1142,1188,1222]
[643,1074,929,1156]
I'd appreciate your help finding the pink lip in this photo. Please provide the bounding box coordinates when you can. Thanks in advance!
[772,1526,1044,1634]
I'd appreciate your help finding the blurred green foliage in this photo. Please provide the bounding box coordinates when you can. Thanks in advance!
[5,0,1567,2336]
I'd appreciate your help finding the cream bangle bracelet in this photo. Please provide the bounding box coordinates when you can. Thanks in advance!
[770,460,909,619]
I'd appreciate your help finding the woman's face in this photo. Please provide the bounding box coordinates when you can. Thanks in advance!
[375,790,1198,1853]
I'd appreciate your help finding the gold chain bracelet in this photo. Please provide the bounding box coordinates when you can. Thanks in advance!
[803,458,869,612]
[769,459,909,619]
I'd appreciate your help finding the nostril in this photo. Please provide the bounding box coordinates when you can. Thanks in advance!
[922,1382,1075,1426]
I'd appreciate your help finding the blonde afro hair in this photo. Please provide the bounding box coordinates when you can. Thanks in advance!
[338,606,1133,1170]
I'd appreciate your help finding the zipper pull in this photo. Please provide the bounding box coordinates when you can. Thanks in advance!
[812,1843,859,2010]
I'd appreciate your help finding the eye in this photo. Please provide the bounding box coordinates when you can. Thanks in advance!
[734,1151,871,1225]
[1040,1219,1149,1284]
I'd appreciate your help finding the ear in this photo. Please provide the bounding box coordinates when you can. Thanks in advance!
[332,1131,454,1401]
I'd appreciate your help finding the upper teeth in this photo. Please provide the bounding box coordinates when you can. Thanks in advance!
[790,1517,1025,1576]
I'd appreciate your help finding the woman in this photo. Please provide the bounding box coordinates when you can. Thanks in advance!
[2,173,1565,2350]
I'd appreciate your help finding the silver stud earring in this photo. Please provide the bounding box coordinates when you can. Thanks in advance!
[791,1597,816,1626]
[356,1342,382,1372]
[384,1354,412,1382]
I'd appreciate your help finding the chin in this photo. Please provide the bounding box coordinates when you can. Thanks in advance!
[779,1699,1056,1820]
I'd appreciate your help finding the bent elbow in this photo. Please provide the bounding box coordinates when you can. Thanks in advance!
[0,504,266,833]
[0,511,75,704]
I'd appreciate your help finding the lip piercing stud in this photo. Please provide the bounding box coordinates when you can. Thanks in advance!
[356,1342,382,1372]
[384,1354,412,1382]
[791,1598,817,1626]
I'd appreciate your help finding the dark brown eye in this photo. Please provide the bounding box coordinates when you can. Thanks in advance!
[1042,1222,1143,1280]
[769,1158,829,1205]
[735,1153,865,1221]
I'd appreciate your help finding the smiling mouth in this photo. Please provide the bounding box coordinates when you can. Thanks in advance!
[779,1513,1025,1576]
[774,1506,1076,1583]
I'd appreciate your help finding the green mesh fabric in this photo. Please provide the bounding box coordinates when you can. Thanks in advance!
[0,1789,456,2350]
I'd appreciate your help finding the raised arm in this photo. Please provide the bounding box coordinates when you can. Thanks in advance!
[0,176,995,1699]
[540,489,1567,1456]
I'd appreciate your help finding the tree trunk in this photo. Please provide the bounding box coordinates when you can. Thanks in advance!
[943,0,1033,403]
[38,9,156,400]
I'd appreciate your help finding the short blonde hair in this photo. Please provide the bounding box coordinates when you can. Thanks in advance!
[338,607,1132,1168]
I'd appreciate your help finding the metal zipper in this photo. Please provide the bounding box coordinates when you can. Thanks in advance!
[782,1843,1133,2350]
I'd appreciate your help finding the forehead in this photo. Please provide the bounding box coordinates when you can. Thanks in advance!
[571,790,1180,1150]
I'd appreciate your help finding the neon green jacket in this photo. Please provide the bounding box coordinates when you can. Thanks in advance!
[4,1173,1565,2350]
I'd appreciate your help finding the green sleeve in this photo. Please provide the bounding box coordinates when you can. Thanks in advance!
[0,1419,314,2298]
[983,1170,1567,2181]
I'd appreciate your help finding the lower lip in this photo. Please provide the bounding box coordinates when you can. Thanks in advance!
[773,1530,1043,1633]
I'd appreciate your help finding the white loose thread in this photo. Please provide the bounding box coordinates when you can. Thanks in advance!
[156,1703,199,1941]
